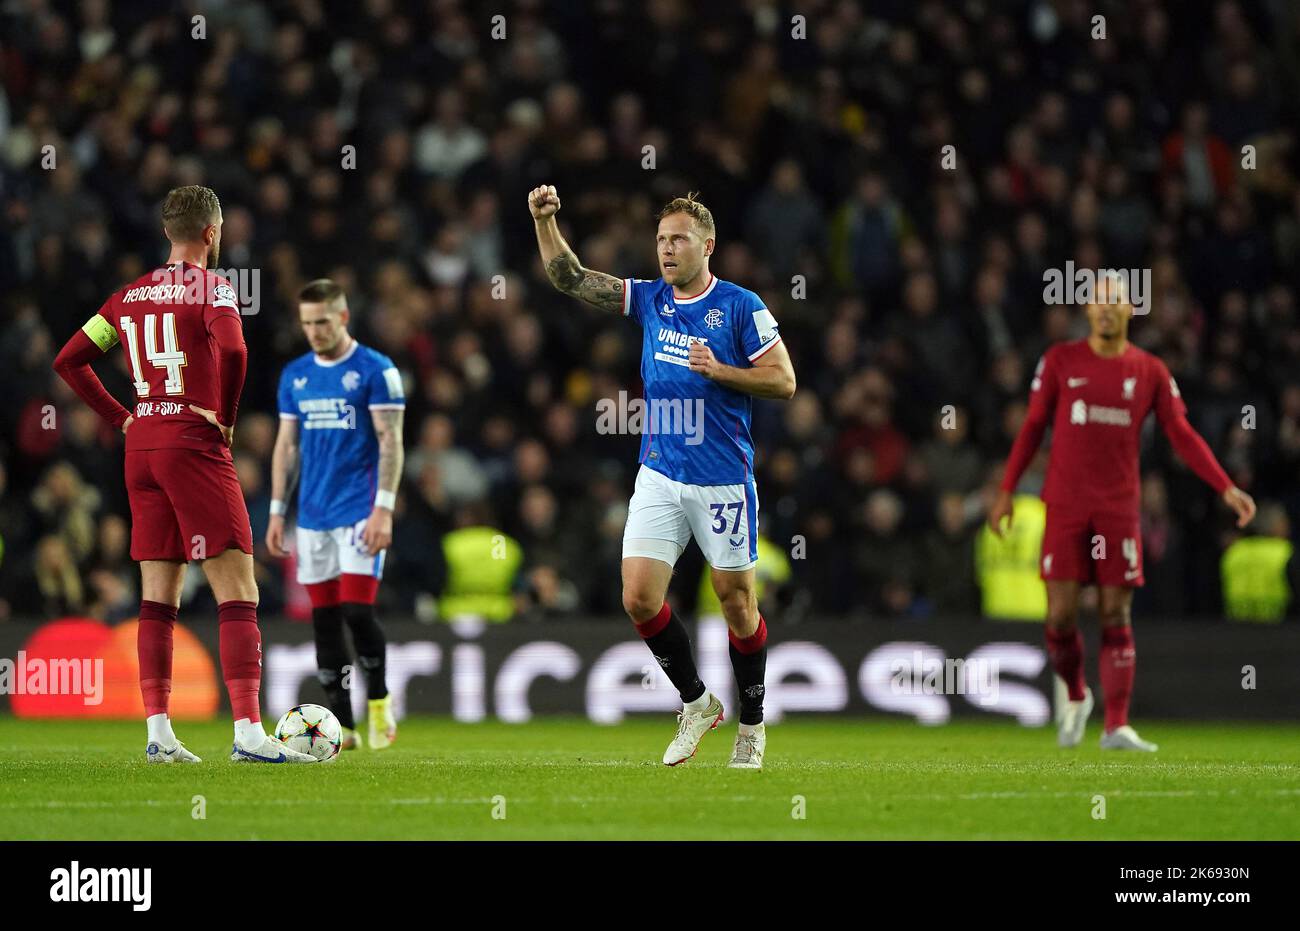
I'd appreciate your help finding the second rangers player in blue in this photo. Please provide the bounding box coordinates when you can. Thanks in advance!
[267,279,406,751]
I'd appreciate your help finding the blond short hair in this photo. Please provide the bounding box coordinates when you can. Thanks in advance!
[162,185,221,242]
[657,192,715,238]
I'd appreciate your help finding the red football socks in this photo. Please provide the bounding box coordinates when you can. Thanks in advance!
[1045,626,1087,702]
[728,616,768,654]
[1099,625,1137,731]
[218,600,263,724]
[138,600,179,717]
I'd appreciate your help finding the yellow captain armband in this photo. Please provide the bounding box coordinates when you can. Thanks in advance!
[81,314,119,351]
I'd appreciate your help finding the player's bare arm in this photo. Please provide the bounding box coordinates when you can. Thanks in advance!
[529,184,627,314]
[266,416,300,557]
[687,339,796,400]
[360,407,404,554]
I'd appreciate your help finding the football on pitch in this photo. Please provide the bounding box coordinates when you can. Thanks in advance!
[274,704,342,763]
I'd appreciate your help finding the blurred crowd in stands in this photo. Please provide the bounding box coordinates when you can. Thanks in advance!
[2,0,1299,623]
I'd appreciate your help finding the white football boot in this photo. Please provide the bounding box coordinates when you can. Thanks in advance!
[145,740,202,764]
[1100,725,1159,752]
[229,733,317,763]
[368,696,397,750]
[727,723,765,770]
[340,726,363,751]
[1052,675,1068,725]
[1057,687,1094,748]
[663,693,724,766]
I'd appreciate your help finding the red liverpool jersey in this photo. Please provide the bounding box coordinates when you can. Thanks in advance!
[93,263,244,451]
[1001,339,1231,513]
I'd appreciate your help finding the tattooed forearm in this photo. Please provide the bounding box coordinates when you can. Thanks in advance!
[373,408,404,497]
[546,252,625,313]
[546,252,584,291]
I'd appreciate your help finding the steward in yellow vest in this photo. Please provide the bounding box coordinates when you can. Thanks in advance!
[1221,505,1294,622]
[975,494,1047,620]
[439,525,523,622]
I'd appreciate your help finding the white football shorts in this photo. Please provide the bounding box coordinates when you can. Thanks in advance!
[622,464,759,571]
[296,519,387,585]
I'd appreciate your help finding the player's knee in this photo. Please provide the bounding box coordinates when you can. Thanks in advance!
[1098,604,1131,628]
[220,578,259,603]
[202,547,258,602]
[1046,603,1078,631]
[622,588,661,624]
[718,585,755,621]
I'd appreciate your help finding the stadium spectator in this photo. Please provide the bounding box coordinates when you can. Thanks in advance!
[12,535,86,619]
[921,492,981,617]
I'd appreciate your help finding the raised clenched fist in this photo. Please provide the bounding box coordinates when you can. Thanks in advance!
[528,185,560,219]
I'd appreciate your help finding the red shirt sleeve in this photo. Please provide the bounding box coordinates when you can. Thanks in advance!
[1000,347,1059,492]
[202,277,241,333]
[52,329,132,429]
[208,313,247,428]
[1152,360,1233,494]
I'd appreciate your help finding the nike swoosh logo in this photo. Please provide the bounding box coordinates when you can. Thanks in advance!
[235,745,286,763]
[1068,378,1088,387]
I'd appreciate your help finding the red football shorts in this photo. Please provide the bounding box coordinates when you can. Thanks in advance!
[125,447,253,562]
[1041,505,1144,587]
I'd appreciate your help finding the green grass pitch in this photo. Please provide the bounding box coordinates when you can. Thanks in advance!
[0,717,1296,840]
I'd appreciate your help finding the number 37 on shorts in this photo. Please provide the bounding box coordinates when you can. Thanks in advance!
[622,465,759,570]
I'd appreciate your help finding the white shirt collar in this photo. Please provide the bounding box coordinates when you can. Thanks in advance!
[313,338,359,367]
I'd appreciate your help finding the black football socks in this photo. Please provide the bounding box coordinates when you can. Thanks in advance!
[635,603,706,704]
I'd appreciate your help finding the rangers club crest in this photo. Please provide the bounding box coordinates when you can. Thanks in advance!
[342,370,361,391]
[704,308,724,329]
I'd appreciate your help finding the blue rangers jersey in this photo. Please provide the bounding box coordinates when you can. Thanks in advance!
[277,340,405,530]
[621,274,781,485]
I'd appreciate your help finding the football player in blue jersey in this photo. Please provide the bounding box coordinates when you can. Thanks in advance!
[266,279,406,750]
[530,185,796,769]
